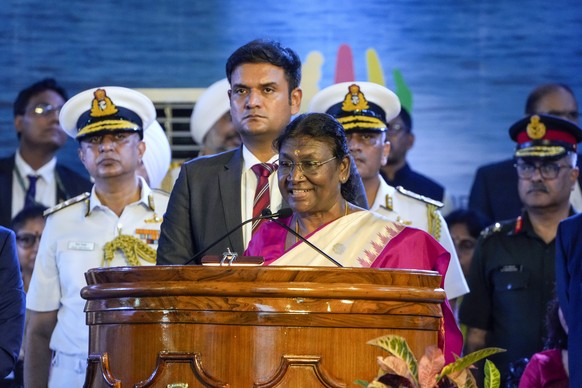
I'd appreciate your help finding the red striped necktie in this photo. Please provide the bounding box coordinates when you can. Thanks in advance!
[251,163,277,234]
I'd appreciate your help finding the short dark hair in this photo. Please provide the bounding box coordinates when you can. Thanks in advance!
[274,112,360,203]
[525,83,578,115]
[10,205,47,233]
[445,208,491,239]
[13,78,68,117]
[396,106,413,133]
[225,39,302,95]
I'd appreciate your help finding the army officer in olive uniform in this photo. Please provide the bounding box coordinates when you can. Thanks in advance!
[459,114,582,384]
[25,87,169,387]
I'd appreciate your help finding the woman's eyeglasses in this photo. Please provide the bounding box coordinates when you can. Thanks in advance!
[278,157,337,175]
[16,233,42,249]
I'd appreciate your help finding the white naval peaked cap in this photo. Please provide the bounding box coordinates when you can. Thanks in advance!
[142,120,171,189]
[59,86,156,140]
[190,78,231,145]
[308,81,401,132]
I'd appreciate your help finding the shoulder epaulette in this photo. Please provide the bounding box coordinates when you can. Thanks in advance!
[43,192,90,217]
[170,161,183,169]
[479,222,506,240]
[151,188,170,196]
[395,186,444,208]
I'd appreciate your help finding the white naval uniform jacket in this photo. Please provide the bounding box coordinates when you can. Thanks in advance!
[26,177,169,358]
[371,178,468,300]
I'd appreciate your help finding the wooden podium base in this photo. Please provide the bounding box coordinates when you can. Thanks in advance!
[82,265,445,387]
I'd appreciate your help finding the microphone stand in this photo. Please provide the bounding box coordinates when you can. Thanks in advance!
[185,209,292,265]
[266,214,343,268]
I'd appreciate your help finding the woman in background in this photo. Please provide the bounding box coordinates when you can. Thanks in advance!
[519,296,569,387]
[11,205,47,292]
[445,208,491,279]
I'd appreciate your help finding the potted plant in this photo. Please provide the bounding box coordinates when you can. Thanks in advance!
[355,335,505,388]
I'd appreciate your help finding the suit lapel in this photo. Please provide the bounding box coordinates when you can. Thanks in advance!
[577,156,582,188]
[0,156,15,227]
[218,148,244,253]
[54,165,69,202]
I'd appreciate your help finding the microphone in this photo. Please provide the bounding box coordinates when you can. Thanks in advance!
[184,208,292,265]
[261,209,343,267]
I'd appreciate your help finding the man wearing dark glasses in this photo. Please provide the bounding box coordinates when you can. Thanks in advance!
[0,78,92,228]
[460,114,582,385]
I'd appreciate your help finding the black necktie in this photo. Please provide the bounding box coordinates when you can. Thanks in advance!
[24,175,38,209]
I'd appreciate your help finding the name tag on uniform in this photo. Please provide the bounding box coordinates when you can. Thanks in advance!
[499,264,522,272]
[68,241,95,251]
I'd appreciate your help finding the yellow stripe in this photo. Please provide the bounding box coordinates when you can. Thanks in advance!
[338,115,386,130]
[77,120,139,138]
[515,145,566,158]
[338,115,382,124]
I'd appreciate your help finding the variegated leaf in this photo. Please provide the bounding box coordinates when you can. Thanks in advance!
[483,359,501,388]
[447,368,469,387]
[438,348,505,379]
[418,346,444,388]
[378,355,410,376]
[367,335,419,382]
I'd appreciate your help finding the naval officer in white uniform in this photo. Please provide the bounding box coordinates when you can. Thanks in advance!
[309,81,468,300]
[25,86,169,387]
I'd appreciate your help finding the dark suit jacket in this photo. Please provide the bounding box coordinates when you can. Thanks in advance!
[555,214,582,388]
[157,147,369,265]
[0,227,25,378]
[469,157,582,223]
[0,154,92,227]
[157,148,245,265]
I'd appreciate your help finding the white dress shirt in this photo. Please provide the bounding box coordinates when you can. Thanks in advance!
[12,150,57,217]
[241,145,282,249]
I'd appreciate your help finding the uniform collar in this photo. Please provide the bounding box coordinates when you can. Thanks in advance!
[86,176,153,215]
[511,207,576,237]
[509,212,534,236]
[372,177,396,211]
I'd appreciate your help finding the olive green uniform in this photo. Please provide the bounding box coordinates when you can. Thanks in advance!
[459,212,556,379]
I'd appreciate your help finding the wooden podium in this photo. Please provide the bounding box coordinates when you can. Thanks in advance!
[81,265,445,388]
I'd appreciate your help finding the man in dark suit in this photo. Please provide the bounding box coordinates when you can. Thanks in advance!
[157,40,304,264]
[469,83,581,223]
[555,213,582,387]
[0,78,92,227]
[158,40,368,265]
[0,226,25,379]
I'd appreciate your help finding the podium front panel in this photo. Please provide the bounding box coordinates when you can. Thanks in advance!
[82,265,445,387]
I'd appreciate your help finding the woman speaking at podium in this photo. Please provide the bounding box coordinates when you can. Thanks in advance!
[245,113,462,363]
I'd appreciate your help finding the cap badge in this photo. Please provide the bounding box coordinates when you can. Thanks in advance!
[91,89,118,118]
[526,115,546,140]
[341,84,369,112]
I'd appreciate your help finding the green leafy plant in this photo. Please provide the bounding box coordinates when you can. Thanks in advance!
[355,335,505,388]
